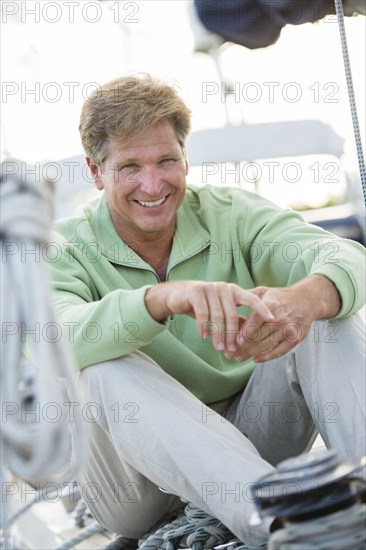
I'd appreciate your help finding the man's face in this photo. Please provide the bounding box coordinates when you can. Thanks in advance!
[87,120,189,243]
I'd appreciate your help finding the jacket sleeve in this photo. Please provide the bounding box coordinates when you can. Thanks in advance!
[46,233,168,370]
[241,193,365,318]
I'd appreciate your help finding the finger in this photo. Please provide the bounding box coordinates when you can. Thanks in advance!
[252,338,298,363]
[238,307,280,345]
[204,286,227,351]
[190,287,210,339]
[231,325,283,361]
[213,284,244,353]
[248,322,302,361]
[237,313,278,349]
[234,289,275,323]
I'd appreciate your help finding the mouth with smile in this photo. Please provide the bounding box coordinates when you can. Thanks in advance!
[134,195,169,209]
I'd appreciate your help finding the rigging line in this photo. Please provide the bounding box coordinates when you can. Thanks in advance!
[334,0,366,205]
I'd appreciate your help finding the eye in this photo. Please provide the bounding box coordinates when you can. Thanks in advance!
[159,158,175,165]
[116,163,140,176]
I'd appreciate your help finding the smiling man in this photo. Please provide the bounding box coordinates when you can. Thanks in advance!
[49,74,366,545]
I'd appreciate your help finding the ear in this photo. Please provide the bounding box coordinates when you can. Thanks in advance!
[182,150,189,176]
[86,157,104,190]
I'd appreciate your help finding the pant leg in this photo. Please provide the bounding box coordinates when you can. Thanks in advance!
[223,313,365,466]
[291,312,366,460]
[75,406,184,538]
[76,351,274,543]
[76,314,365,540]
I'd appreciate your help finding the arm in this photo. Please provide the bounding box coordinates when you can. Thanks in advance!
[243,204,365,318]
[218,189,364,362]
[47,234,169,370]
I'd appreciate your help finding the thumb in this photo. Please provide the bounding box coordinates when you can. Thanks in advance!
[247,286,268,298]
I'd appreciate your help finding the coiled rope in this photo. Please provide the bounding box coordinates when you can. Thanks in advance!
[334,0,366,204]
[0,159,87,483]
[101,503,267,550]
[252,448,366,550]
[138,503,234,550]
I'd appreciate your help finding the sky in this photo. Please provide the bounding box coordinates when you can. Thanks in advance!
[1,0,365,209]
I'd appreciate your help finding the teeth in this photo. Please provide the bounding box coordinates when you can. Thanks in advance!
[138,196,166,207]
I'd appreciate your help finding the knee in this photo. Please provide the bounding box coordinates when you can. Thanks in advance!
[292,313,365,369]
[79,351,159,380]
[78,351,161,393]
[304,313,365,348]
[77,351,165,417]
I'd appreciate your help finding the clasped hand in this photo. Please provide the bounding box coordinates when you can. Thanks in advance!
[145,276,339,363]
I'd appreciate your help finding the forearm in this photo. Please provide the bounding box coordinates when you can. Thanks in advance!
[245,202,365,317]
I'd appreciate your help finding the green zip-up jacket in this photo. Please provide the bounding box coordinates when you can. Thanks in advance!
[48,185,365,403]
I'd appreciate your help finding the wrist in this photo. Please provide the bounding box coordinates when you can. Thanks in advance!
[145,284,171,323]
[296,275,342,319]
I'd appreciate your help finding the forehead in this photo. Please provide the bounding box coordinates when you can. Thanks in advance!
[108,120,181,159]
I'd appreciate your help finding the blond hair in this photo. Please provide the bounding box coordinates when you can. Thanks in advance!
[79,74,192,166]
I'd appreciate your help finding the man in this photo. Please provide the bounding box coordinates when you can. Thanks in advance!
[49,74,365,544]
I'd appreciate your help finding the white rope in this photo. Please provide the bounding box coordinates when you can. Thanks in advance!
[334,0,366,204]
[55,521,106,550]
[1,487,64,533]
[1,159,87,482]
[0,159,88,548]
[1,485,105,550]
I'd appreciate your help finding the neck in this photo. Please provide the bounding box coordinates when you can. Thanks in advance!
[113,221,174,281]
[131,238,172,267]
[130,239,172,282]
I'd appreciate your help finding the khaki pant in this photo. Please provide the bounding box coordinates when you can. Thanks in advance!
[76,314,366,543]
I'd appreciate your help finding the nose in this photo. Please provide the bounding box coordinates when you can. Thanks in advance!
[139,166,164,197]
